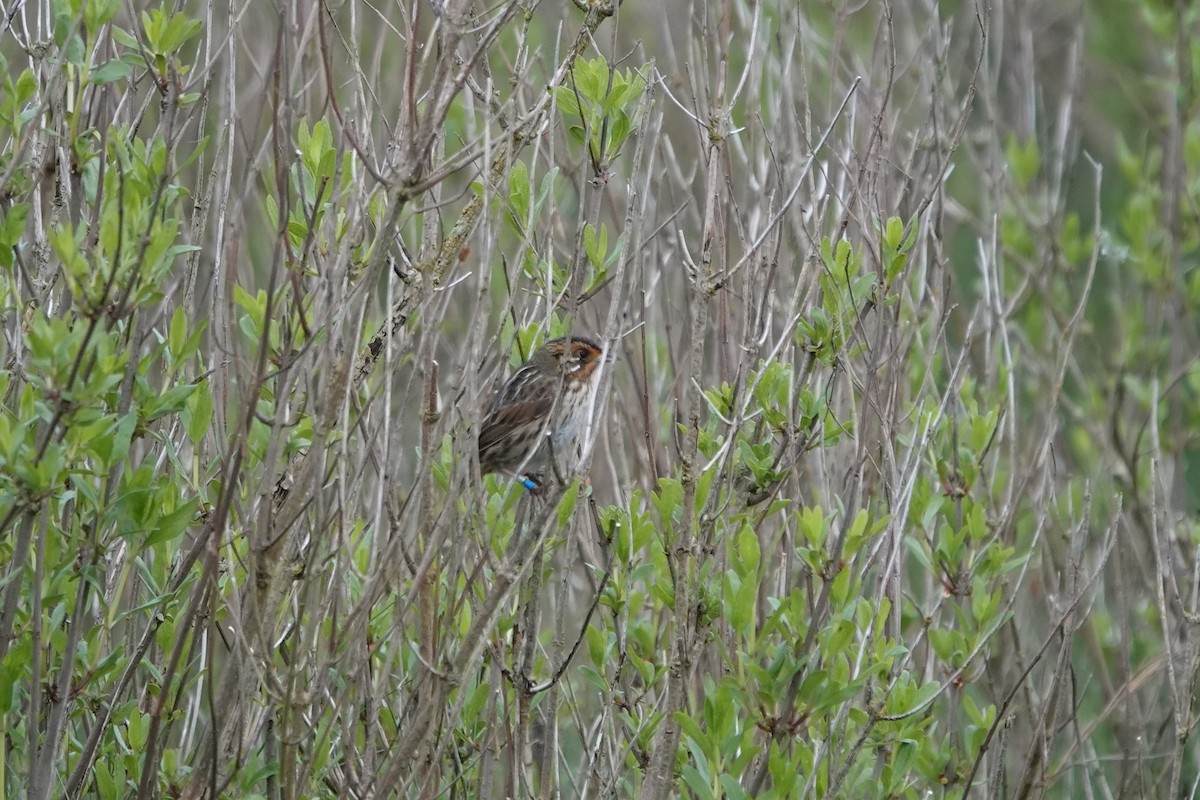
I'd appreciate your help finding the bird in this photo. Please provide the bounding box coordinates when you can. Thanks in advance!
[478,335,607,491]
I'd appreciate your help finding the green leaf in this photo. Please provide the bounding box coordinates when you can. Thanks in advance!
[84,0,121,27]
[145,498,199,547]
[843,509,870,556]
[829,566,851,605]
[93,760,118,799]
[810,678,861,713]
[1005,134,1040,188]
[0,202,29,245]
[797,505,826,549]
[884,216,904,250]
[651,478,683,523]
[143,383,198,423]
[534,167,559,216]
[111,25,140,48]
[127,709,149,750]
[680,765,716,800]
[556,482,579,528]
[110,410,138,464]
[717,775,751,800]
[0,203,29,268]
[733,524,760,579]
[508,160,530,230]
[583,222,607,268]
[463,680,489,721]
[585,622,607,665]
[554,87,581,118]
[729,576,756,637]
[184,383,213,448]
[91,60,132,84]
[168,307,188,358]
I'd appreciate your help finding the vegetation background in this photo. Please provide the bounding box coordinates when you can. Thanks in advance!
[1,0,1198,796]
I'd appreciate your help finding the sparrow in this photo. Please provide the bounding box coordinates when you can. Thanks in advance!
[478,335,606,490]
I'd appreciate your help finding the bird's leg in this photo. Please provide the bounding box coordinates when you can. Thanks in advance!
[512,471,544,494]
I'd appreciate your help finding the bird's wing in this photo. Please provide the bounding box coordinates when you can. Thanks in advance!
[478,396,554,452]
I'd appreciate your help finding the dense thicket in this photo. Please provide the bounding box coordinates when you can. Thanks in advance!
[1,0,1197,797]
